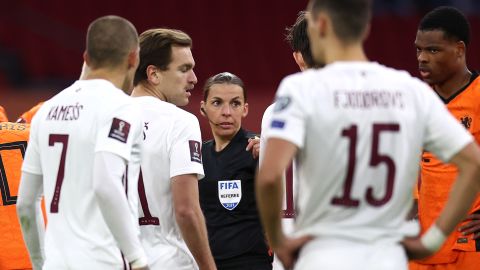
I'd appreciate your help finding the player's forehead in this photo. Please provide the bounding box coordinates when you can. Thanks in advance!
[169,45,195,67]
[415,29,450,47]
[207,83,245,101]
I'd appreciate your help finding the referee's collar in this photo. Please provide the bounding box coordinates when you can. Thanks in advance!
[211,127,245,155]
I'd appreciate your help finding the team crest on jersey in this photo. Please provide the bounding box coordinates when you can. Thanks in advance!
[189,140,202,163]
[108,118,131,143]
[218,180,242,210]
[273,96,291,112]
[460,116,472,129]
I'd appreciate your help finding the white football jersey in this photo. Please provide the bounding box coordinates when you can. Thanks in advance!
[265,62,473,244]
[22,79,143,269]
[133,96,204,270]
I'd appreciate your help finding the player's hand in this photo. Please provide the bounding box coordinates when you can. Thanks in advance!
[130,257,149,270]
[275,235,313,270]
[131,266,149,270]
[459,213,480,239]
[246,136,260,159]
[401,237,433,260]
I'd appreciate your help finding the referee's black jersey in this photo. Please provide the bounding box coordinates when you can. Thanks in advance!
[199,128,271,263]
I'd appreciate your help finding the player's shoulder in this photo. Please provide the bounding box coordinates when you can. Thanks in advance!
[0,122,30,141]
[281,69,318,86]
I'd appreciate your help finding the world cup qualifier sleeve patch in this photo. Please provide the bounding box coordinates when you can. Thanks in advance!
[108,118,131,143]
[189,140,202,163]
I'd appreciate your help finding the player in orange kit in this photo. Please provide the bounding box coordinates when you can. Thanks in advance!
[0,106,8,122]
[16,102,44,124]
[410,6,480,270]
[0,122,34,269]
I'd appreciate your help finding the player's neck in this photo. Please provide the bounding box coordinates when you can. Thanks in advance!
[433,67,472,99]
[324,41,368,64]
[131,83,167,101]
[213,132,237,152]
[84,69,128,91]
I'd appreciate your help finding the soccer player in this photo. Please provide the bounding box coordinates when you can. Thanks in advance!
[16,103,44,124]
[259,11,318,270]
[0,122,33,269]
[199,72,273,270]
[17,15,148,269]
[130,28,216,270]
[0,105,8,122]
[410,6,480,270]
[257,0,480,269]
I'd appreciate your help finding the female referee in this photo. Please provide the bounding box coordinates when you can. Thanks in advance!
[199,72,272,270]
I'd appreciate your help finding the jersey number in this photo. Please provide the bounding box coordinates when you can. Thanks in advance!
[49,134,69,213]
[0,141,28,206]
[138,169,159,225]
[331,123,400,207]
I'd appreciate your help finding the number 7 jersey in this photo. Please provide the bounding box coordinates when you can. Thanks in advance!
[265,62,473,244]
[21,79,143,268]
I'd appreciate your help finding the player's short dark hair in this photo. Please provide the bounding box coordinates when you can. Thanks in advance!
[308,0,371,44]
[203,72,247,102]
[285,11,317,68]
[418,6,470,46]
[86,15,138,69]
[134,28,192,86]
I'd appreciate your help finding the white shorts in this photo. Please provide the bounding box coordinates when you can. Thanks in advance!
[43,238,127,270]
[294,238,408,270]
[144,243,197,270]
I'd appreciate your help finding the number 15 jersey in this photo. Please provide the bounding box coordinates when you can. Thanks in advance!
[265,62,472,244]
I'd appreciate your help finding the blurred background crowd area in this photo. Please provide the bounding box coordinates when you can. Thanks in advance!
[1,0,479,138]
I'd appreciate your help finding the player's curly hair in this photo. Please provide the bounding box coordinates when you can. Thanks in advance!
[285,11,317,68]
[419,6,470,46]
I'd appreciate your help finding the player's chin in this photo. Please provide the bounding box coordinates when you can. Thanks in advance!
[176,97,190,107]
[215,127,236,137]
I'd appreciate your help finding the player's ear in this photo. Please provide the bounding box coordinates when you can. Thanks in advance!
[126,49,138,71]
[361,23,371,42]
[200,101,206,117]
[317,12,329,38]
[456,41,466,59]
[242,103,249,118]
[83,51,91,66]
[146,65,160,84]
[293,52,307,71]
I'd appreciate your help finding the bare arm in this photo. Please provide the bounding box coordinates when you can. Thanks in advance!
[17,172,45,270]
[172,174,216,270]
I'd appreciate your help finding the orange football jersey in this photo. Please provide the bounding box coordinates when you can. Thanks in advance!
[417,73,480,264]
[17,102,44,124]
[0,122,32,269]
[0,105,8,122]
